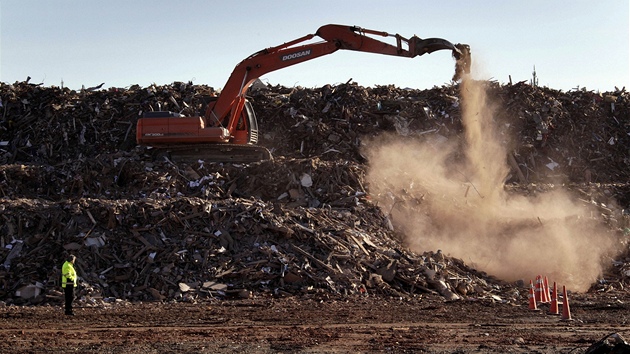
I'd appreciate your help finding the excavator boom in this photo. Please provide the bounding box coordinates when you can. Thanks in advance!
[136,24,470,163]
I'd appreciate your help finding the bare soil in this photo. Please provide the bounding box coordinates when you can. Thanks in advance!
[1,291,629,353]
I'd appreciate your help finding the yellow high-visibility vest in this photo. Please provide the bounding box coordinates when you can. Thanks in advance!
[61,261,77,288]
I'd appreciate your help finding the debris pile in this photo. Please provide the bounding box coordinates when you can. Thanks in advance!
[1,80,628,183]
[0,79,629,305]
[1,191,507,304]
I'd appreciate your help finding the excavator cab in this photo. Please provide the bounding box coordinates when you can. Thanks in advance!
[137,99,271,163]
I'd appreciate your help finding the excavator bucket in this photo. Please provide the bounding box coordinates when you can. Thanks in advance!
[410,37,471,82]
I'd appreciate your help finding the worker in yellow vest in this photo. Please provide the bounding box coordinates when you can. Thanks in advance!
[61,254,77,316]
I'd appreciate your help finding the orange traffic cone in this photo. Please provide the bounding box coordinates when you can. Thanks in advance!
[543,276,551,303]
[528,280,538,310]
[534,275,542,302]
[548,281,559,315]
[561,285,572,321]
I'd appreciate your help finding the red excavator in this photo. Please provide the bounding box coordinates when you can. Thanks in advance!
[136,24,471,162]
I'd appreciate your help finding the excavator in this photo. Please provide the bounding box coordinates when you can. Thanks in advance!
[136,24,471,162]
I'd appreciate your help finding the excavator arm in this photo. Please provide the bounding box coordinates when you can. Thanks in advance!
[136,24,470,162]
[211,24,470,128]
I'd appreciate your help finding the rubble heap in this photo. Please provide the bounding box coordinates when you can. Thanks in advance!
[0,80,628,305]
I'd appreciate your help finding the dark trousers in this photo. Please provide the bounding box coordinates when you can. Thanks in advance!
[64,286,74,314]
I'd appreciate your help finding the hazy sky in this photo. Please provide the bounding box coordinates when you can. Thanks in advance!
[1,1,628,92]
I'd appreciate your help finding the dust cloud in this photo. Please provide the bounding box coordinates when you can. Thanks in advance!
[364,78,618,291]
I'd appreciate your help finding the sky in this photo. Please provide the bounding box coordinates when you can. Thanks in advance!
[1,0,628,92]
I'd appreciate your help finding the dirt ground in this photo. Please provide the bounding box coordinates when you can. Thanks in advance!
[1,290,629,354]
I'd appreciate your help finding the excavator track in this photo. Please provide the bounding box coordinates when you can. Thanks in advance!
[153,144,272,164]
